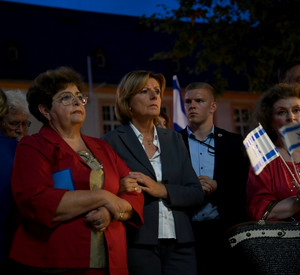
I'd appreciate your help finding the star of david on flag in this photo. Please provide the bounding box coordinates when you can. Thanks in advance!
[243,124,280,175]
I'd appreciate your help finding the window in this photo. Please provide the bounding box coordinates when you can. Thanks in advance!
[8,46,19,61]
[102,104,120,134]
[233,107,251,137]
[3,40,22,65]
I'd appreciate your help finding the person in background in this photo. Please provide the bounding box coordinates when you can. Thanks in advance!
[0,88,19,270]
[9,66,144,275]
[278,57,300,84]
[102,70,204,275]
[247,83,300,222]
[0,88,7,117]
[156,108,170,129]
[180,82,250,274]
[0,89,30,141]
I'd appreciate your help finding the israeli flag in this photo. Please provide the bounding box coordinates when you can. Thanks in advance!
[173,75,187,131]
[243,124,280,175]
[279,122,300,154]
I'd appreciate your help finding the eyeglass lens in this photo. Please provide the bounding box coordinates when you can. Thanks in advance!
[58,92,88,106]
[8,120,31,128]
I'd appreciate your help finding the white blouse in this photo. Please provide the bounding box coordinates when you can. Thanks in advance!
[130,123,176,239]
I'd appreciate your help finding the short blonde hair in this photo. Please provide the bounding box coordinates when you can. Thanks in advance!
[115,70,166,124]
[185,82,216,101]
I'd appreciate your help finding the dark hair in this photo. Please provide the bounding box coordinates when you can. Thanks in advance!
[158,108,170,128]
[185,82,216,101]
[278,57,300,83]
[27,66,84,124]
[115,70,165,125]
[251,83,300,143]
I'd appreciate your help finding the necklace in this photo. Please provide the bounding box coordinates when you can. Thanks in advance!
[144,138,153,145]
[280,157,299,192]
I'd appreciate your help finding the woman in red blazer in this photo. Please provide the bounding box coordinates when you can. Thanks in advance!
[9,67,144,275]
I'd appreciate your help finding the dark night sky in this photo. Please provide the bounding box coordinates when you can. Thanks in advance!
[1,0,179,17]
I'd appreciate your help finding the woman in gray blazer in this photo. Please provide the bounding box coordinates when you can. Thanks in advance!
[102,70,204,275]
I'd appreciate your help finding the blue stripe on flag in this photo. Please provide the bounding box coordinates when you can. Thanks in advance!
[173,76,186,115]
[280,123,300,135]
[289,143,300,152]
[173,123,183,132]
[253,159,265,173]
[243,123,279,175]
[279,122,300,154]
[265,149,278,160]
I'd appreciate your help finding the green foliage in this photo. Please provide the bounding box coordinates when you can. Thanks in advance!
[143,0,300,93]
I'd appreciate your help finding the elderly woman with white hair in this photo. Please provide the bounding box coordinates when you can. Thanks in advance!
[0,89,30,141]
[0,88,21,269]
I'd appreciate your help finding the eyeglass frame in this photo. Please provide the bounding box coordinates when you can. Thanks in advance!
[4,119,31,129]
[53,91,88,106]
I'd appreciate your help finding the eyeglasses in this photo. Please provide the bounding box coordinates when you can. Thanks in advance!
[54,92,88,106]
[6,120,31,129]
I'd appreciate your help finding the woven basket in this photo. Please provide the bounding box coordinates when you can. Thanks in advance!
[227,221,300,275]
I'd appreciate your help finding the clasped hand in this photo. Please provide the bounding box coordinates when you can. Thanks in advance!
[199,175,217,196]
[85,206,111,232]
[126,171,168,199]
[85,190,133,231]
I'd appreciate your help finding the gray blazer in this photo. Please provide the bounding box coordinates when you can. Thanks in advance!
[102,124,204,245]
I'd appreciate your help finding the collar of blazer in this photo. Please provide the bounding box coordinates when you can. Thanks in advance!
[116,124,169,181]
[117,124,156,178]
[40,125,107,168]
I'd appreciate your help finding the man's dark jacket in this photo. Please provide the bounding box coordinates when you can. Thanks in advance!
[180,126,250,227]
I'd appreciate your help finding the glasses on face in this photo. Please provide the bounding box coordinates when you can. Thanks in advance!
[54,92,88,106]
[6,120,31,129]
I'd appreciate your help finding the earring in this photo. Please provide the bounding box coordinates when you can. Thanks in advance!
[129,107,132,111]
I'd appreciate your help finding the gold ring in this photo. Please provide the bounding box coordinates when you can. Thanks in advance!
[119,212,124,218]
[134,187,138,191]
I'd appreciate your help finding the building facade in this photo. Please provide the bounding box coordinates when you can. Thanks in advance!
[0,2,260,138]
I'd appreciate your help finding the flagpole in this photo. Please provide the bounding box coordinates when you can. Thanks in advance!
[278,122,300,189]
[289,156,300,189]
[278,154,300,189]
[87,56,96,137]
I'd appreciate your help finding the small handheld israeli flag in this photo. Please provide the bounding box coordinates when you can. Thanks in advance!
[279,122,300,155]
[243,124,280,175]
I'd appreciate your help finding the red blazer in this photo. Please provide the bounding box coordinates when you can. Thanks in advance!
[10,126,144,275]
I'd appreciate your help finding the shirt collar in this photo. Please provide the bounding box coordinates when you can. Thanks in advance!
[187,125,215,141]
[129,122,160,148]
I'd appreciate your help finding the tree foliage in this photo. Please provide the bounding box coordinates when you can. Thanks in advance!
[143,0,300,93]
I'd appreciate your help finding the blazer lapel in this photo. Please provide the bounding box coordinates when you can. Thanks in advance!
[213,127,226,179]
[118,125,156,178]
[157,127,169,184]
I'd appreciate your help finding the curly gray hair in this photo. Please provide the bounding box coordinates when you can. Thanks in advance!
[4,89,29,115]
